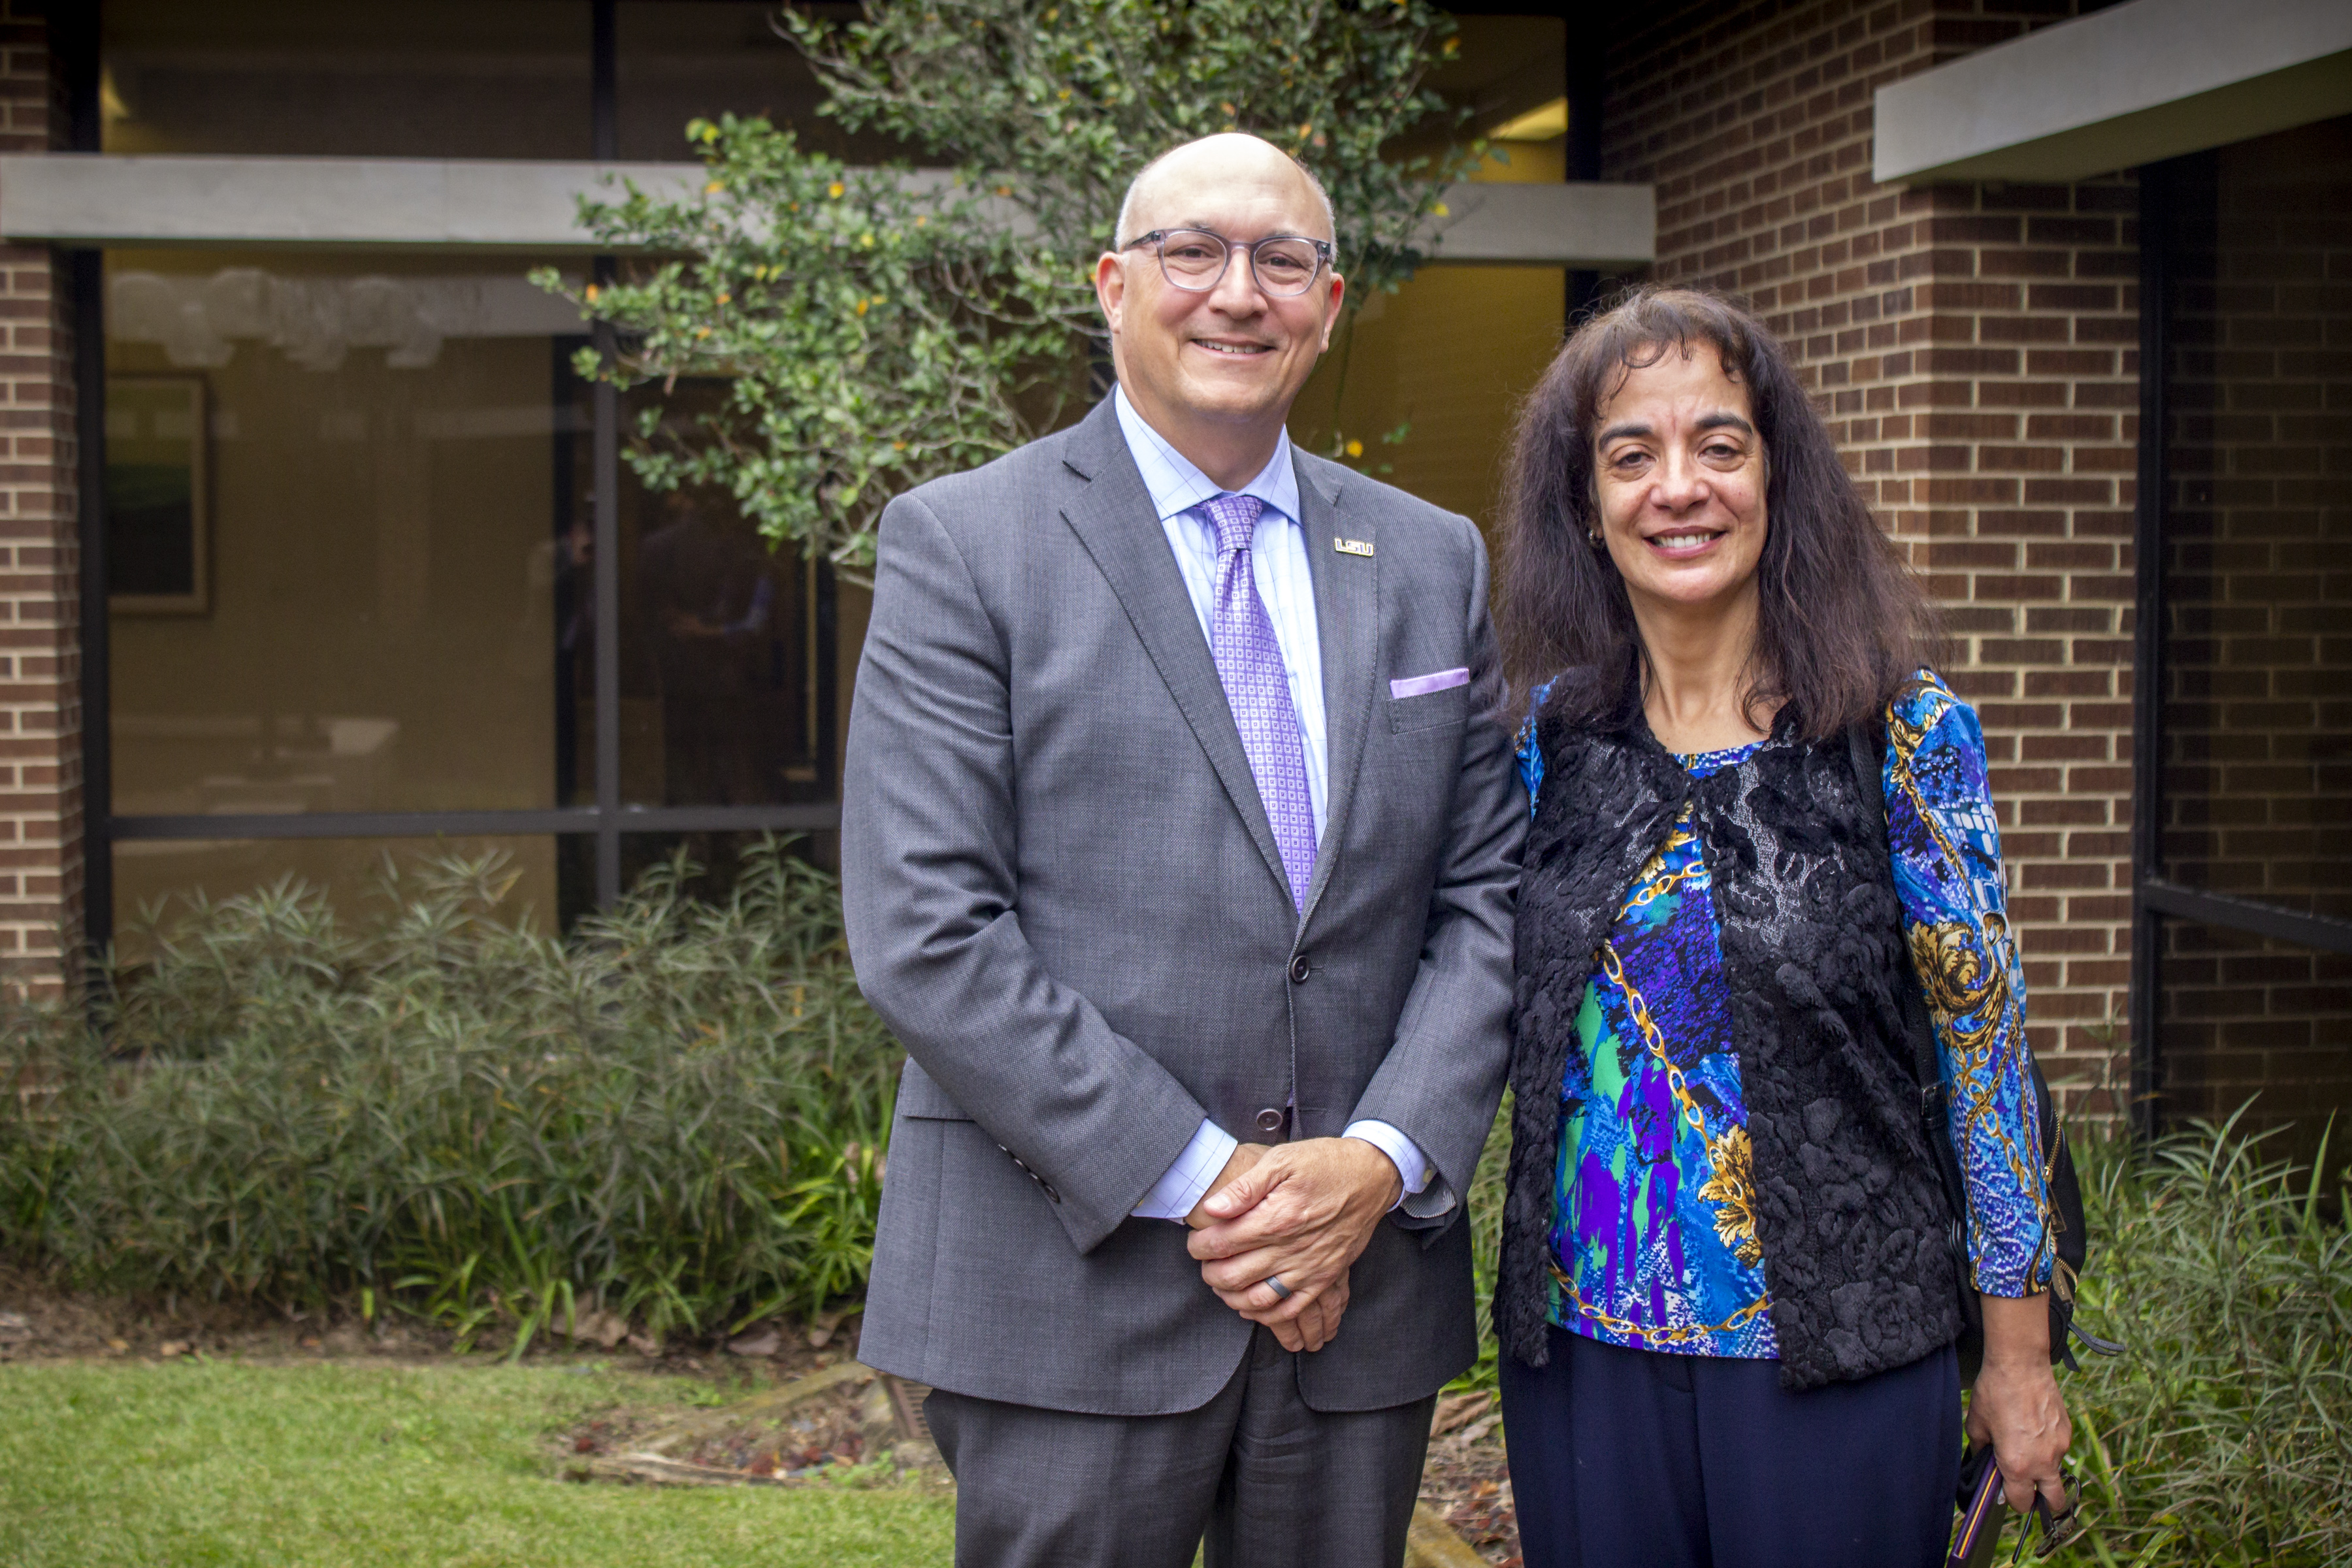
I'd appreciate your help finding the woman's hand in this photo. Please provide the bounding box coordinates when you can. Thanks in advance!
[1968,1294,2072,1518]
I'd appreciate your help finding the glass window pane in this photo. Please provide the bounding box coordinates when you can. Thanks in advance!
[2160,114,2352,923]
[101,0,592,160]
[613,2,913,163]
[105,252,576,817]
[582,379,833,809]
[2159,921,2352,1181]
[112,836,560,960]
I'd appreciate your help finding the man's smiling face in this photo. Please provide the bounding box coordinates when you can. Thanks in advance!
[1096,135,1345,444]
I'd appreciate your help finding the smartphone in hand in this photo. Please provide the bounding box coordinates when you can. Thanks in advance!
[1949,1442,2007,1568]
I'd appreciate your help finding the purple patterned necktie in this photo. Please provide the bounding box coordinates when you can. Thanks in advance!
[1201,493,1317,911]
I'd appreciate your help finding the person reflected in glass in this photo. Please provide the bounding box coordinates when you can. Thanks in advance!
[637,494,803,805]
[1490,286,2071,1567]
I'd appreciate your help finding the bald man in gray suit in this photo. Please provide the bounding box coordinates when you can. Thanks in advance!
[841,134,1522,1567]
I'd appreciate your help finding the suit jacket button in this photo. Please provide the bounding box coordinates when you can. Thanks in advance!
[1289,955,1311,983]
[1040,1181,1061,1203]
[1255,1107,1286,1135]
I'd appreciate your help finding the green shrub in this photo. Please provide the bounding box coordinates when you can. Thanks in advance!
[0,841,901,1356]
[2053,1113,2352,1567]
[1446,1096,1509,1397]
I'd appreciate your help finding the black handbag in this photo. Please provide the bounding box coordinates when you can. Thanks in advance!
[1848,723,2123,1385]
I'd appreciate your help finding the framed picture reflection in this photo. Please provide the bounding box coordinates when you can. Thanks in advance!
[105,375,210,615]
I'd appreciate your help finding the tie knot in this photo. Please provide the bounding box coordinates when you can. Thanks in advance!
[1202,493,1266,557]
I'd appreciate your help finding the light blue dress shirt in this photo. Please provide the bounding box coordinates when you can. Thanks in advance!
[1110,388,1435,1222]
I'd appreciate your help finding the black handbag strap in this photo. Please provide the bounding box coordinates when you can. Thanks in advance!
[1848,720,1986,1379]
[1845,721,1956,1126]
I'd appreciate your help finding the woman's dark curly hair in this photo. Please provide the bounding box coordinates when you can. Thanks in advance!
[1495,284,1944,740]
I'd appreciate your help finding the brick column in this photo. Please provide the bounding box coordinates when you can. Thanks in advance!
[1605,0,2142,1113]
[0,1,82,998]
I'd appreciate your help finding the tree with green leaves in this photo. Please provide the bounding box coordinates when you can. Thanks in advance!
[537,0,1473,583]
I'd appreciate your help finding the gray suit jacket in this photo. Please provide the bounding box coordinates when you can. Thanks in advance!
[841,397,1522,1416]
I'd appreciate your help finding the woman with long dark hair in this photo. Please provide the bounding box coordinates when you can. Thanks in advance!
[1492,286,2071,1565]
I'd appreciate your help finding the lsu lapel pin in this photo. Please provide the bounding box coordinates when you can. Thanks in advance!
[1333,537,1375,557]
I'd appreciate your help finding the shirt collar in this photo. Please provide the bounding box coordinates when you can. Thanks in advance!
[1112,384,1301,529]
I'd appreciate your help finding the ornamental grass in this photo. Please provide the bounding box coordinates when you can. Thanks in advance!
[2053,1111,2351,1567]
[0,840,898,1358]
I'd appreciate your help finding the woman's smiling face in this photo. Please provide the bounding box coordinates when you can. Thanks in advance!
[1590,347,1769,619]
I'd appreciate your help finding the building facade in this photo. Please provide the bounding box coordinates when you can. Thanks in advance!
[1,0,2346,1152]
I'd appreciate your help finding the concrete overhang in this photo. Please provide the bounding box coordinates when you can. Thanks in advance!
[1874,0,2352,186]
[0,153,1654,269]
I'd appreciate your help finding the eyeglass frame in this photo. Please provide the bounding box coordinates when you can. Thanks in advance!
[1118,228,1338,298]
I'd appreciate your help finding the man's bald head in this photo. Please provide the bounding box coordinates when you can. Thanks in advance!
[1115,133,1337,249]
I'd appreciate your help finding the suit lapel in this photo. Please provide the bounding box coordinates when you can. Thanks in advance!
[1058,401,1293,906]
[1298,457,1375,928]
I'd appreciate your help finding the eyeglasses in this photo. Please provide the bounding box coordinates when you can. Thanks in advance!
[1120,229,1335,299]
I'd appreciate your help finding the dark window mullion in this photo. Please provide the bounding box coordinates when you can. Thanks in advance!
[2140,878,2352,960]
[106,805,842,842]
[589,0,621,907]
[2130,156,2173,1139]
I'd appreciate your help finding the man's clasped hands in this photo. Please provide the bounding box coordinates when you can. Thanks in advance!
[1181,1137,1405,1354]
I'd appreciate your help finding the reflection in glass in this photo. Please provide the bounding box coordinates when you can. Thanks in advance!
[105,376,210,610]
[613,2,913,164]
[560,378,831,810]
[2161,114,2352,923]
[100,0,592,159]
[105,253,573,819]
[2159,921,2352,1181]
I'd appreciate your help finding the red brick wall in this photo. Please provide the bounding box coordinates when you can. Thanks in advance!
[0,1,80,997]
[1599,0,2141,1113]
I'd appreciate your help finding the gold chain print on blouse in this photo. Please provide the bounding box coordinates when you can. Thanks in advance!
[1603,822,1773,1282]
[1553,1258,1775,1345]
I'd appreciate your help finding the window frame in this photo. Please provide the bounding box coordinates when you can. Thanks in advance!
[2129,148,2352,1139]
[76,0,842,953]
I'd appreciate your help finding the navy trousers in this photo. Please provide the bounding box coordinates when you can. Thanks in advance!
[1499,1325,1961,1568]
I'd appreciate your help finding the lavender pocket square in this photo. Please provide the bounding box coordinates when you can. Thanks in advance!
[1390,667,1470,700]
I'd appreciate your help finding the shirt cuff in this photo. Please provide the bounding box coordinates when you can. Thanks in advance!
[1132,1118,1239,1222]
[1343,1120,1433,1211]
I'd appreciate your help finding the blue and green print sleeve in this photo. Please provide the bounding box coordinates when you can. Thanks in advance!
[1885,675,2057,1298]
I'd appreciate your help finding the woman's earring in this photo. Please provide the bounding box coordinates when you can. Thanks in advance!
[1586,529,1604,551]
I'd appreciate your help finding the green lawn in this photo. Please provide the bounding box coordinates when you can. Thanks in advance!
[0,1358,955,1567]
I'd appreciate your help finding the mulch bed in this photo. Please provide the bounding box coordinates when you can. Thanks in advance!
[0,1266,853,1379]
[558,1360,947,1492]
[1421,1390,1520,1566]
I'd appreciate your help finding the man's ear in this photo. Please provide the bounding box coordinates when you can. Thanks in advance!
[1094,253,1128,335]
[1318,273,1347,352]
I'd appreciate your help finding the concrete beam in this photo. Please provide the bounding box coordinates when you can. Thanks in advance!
[0,155,705,252]
[0,153,1653,268]
[1874,0,2352,186]
[1420,179,1653,269]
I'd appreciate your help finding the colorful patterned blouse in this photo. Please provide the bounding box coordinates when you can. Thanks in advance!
[1516,674,2056,1360]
